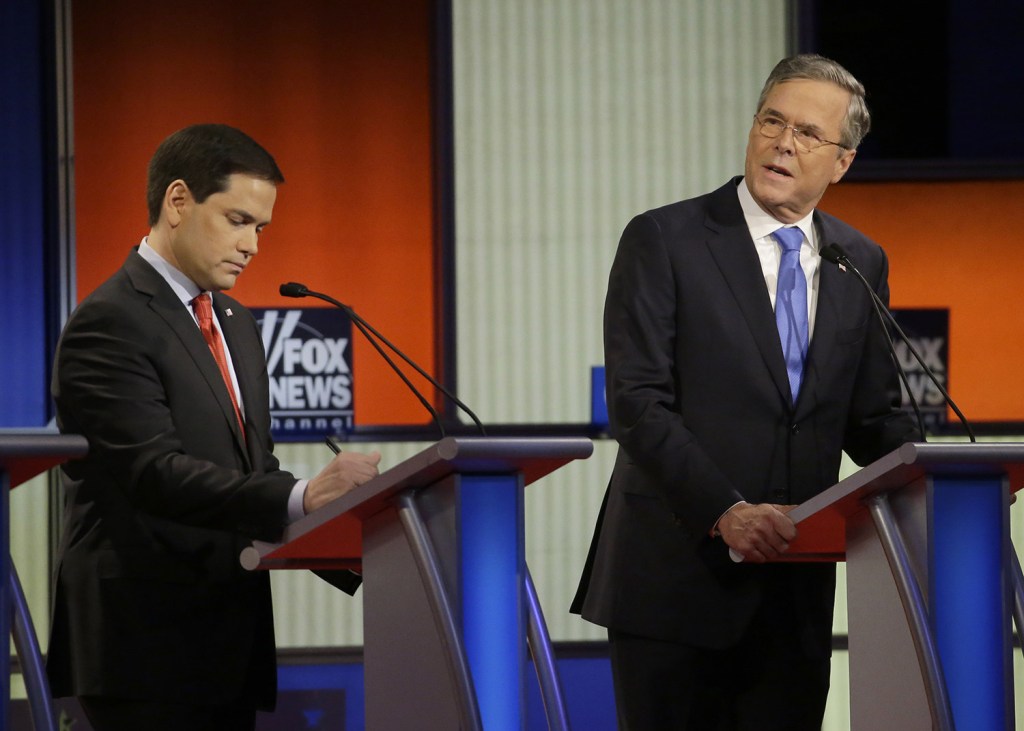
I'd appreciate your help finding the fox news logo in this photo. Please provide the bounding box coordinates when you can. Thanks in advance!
[891,308,949,431]
[253,308,353,440]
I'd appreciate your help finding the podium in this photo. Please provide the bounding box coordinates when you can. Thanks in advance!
[1,431,88,731]
[778,442,1024,731]
[241,436,593,730]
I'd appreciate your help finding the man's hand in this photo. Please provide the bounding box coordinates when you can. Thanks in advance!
[304,451,382,514]
[718,502,797,563]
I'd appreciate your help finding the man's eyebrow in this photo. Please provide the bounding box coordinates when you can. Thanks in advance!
[227,208,271,226]
[761,107,825,134]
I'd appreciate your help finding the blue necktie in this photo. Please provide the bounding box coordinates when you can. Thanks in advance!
[774,227,808,402]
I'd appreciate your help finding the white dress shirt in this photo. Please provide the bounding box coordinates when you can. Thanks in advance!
[736,179,820,337]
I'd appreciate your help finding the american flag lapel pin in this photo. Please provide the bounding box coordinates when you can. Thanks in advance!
[225,308,234,316]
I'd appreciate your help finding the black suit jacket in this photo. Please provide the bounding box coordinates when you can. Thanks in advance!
[572,179,917,652]
[47,250,330,707]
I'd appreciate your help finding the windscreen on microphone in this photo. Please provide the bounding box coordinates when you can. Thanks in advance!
[279,282,310,298]
[831,243,850,257]
[819,244,845,265]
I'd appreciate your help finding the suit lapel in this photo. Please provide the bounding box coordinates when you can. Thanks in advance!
[214,293,264,466]
[124,254,251,467]
[797,213,855,418]
[702,183,792,406]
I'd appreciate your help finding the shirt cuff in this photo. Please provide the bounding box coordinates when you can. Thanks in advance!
[287,479,309,522]
[710,500,746,537]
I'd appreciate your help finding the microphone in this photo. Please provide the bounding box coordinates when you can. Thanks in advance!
[279,282,309,298]
[279,282,487,437]
[820,244,975,442]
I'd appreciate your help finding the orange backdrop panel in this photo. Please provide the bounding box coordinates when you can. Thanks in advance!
[72,0,437,426]
[820,180,1024,423]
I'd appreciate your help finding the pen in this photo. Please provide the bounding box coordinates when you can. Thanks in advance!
[324,435,342,455]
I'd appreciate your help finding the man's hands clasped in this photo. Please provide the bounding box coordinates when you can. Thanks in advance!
[718,501,797,563]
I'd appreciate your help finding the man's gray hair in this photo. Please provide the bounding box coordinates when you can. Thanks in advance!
[757,54,870,150]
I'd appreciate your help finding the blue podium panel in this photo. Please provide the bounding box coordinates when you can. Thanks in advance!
[460,474,526,729]
[930,475,1013,730]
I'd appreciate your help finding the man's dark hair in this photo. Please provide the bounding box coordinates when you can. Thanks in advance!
[757,54,871,150]
[146,124,285,226]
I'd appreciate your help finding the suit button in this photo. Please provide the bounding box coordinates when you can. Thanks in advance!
[791,422,800,434]
[774,490,787,501]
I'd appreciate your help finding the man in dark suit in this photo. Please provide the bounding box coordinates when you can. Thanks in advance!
[572,55,919,729]
[47,124,381,731]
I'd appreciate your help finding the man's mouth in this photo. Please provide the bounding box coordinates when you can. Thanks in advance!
[764,163,792,177]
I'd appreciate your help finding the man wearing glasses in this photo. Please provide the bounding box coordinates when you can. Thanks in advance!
[573,55,918,729]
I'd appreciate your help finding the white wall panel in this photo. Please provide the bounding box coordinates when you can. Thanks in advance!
[9,473,50,662]
[453,0,787,423]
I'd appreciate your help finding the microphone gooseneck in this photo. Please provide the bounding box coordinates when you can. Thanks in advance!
[820,244,975,442]
[278,282,487,437]
[820,244,926,439]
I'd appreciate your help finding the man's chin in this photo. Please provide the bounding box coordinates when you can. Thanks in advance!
[211,275,239,292]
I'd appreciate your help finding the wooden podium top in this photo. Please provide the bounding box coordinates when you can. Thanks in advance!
[0,431,89,489]
[780,441,1024,561]
[241,436,594,572]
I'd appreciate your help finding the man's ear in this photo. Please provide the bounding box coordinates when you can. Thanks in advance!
[831,148,857,185]
[163,179,192,227]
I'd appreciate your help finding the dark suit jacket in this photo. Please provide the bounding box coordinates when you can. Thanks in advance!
[572,179,917,654]
[47,250,340,708]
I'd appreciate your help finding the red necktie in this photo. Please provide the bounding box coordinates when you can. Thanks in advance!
[191,293,246,439]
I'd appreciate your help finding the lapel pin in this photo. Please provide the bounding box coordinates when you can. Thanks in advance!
[225,308,234,316]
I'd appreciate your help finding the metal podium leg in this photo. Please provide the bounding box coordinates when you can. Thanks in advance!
[395,492,483,731]
[867,493,955,731]
[9,561,58,731]
[2,470,10,730]
[524,566,569,731]
[1010,543,1024,662]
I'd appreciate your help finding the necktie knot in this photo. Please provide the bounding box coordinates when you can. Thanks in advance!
[774,226,803,253]
[191,293,213,326]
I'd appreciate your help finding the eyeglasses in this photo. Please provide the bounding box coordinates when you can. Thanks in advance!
[754,114,847,153]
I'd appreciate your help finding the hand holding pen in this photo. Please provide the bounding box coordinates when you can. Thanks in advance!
[303,436,381,513]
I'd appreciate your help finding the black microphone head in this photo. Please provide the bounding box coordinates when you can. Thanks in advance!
[830,242,851,260]
[279,282,309,298]
[820,244,842,264]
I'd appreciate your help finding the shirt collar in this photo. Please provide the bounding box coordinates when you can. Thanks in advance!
[736,178,816,249]
[138,237,204,306]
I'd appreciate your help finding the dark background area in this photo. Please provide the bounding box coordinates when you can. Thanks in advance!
[798,0,1024,177]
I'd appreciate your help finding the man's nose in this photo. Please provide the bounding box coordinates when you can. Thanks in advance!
[775,125,798,153]
[240,228,258,256]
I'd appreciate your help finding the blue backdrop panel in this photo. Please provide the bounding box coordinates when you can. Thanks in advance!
[0,0,51,427]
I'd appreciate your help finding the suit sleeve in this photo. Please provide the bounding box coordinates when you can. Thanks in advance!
[53,295,294,542]
[604,213,745,531]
